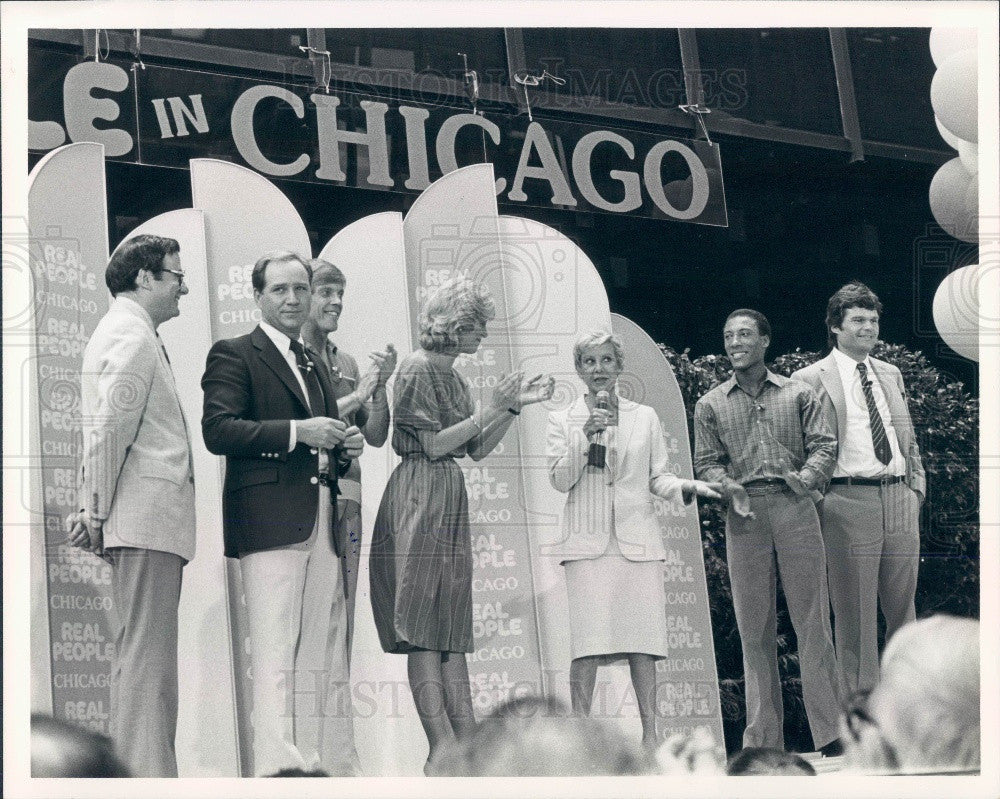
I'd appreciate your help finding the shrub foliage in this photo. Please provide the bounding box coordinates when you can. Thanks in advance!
[660,342,979,753]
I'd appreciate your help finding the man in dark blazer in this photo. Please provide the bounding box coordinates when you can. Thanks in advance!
[201,251,363,776]
[793,282,925,698]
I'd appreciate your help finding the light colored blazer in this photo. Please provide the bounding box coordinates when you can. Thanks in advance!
[792,352,925,497]
[546,396,687,563]
[81,296,196,561]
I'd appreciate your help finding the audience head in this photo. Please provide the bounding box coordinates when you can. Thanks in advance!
[31,714,131,777]
[105,234,180,297]
[435,695,656,776]
[727,747,816,776]
[266,766,331,777]
[418,277,495,353]
[843,615,979,774]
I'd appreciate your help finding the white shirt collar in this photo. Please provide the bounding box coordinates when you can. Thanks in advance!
[259,320,303,354]
[831,345,873,376]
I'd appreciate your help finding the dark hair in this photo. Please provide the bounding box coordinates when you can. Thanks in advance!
[251,251,312,293]
[31,714,132,777]
[826,281,883,349]
[309,258,346,288]
[105,235,179,297]
[726,308,771,338]
[727,747,816,776]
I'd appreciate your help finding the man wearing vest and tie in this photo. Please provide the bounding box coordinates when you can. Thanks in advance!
[201,251,363,775]
[793,282,925,697]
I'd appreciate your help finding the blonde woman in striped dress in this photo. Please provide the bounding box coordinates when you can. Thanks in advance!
[370,277,553,772]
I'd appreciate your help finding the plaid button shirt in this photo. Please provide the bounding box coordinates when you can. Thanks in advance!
[693,370,836,491]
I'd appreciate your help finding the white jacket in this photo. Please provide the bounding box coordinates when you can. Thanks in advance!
[80,297,196,561]
[546,396,687,563]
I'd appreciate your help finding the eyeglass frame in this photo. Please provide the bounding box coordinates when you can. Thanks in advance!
[161,267,186,285]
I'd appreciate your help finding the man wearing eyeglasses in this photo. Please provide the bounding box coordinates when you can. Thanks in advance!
[694,309,841,755]
[66,234,195,776]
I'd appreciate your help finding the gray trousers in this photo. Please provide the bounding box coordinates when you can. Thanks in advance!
[726,490,841,750]
[820,481,920,695]
[108,547,184,777]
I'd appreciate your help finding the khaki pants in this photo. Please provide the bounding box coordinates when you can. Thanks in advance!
[108,547,184,777]
[239,496,359,776]
[820,481,920,695]
[726,490,841,750]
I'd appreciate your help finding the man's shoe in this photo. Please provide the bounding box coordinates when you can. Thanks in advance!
[819,738,844,757]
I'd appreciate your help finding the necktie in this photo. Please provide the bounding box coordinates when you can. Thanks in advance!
[857,362,892,465]
[289,339,326,417]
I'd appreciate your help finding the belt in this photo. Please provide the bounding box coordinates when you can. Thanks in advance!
[829,475,905,487]
[743,479,788,496]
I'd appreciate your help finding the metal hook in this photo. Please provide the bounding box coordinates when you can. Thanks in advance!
[679,104,714,145]
[458,52,479,114]
[513,70,566,122]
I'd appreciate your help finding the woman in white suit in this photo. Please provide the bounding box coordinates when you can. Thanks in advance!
[547,331,721,747]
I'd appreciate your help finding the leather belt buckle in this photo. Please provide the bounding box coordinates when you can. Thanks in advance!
[743,480,787,496]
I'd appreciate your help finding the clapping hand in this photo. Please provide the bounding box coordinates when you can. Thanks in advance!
[371,343,397,385]
[490,372,523,411]
[516,373,555,408]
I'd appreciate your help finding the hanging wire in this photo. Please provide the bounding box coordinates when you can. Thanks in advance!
[299,45,331,94]
[679,104,714,145]
[130,29,145,71]
[513,69,566,122]
[94,29,110,63]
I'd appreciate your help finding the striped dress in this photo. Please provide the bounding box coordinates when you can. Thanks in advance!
[369,349,475,654]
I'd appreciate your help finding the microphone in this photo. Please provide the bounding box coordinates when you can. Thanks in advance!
[587,390,610,468]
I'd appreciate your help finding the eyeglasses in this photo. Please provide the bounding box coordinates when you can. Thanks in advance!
[162,268,186,285]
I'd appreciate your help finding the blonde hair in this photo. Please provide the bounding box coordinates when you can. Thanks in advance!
[573,330,625,371]
[418,277,496,352]
[862,615,980,773]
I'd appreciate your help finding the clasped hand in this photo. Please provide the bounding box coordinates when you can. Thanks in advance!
[65,511,105,558]
[298,417,363,457]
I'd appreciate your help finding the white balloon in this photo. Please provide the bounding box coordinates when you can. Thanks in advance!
[929,28,978,68]
[957,139,978,174]
[932,264,981,361]
[935,116,962,150]
[931,50,978,143]
[929,157,977,243]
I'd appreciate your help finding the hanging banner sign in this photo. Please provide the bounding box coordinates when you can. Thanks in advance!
[28,49,727,226]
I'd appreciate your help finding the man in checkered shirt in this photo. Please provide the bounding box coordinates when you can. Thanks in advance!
[694,309,842,755]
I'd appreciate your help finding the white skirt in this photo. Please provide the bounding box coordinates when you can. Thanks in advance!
[563,532,668,661]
